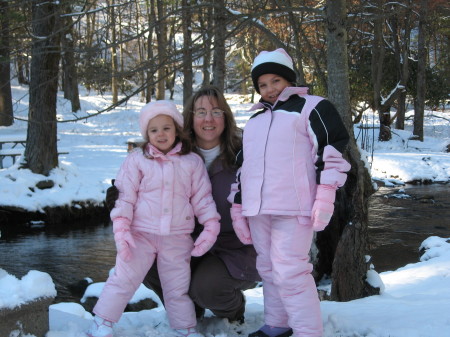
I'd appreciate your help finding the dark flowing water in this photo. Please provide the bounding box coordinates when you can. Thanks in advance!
[0,184,448,303]
[368,184,450,272]
[0,222,116,302]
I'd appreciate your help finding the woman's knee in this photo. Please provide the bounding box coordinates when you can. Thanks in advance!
[189,257,236,306]
[189,273,218,304]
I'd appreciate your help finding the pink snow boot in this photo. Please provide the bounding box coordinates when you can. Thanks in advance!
[86,315,114,337]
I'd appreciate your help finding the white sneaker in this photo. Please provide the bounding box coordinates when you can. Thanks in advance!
[86,315,114,337]
[174,327,204,337]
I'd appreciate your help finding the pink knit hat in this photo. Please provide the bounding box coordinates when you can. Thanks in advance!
[251,48,296,93]
[139,100,183,140]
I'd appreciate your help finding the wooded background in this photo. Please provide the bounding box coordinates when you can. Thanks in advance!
[1,1,448,128]
[0,0,448,302]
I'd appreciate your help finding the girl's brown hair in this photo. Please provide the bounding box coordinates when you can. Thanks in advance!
[183,85,242,169]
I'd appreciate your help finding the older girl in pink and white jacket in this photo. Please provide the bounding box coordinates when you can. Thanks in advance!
[86,100,220,337]
[228,49,351,337]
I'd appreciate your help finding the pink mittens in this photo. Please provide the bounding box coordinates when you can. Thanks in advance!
[192,219,220,257]
[230,204,252,245]
[113,219,136,261]
[311,185,337,231]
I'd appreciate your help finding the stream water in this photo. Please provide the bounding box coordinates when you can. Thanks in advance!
[368,184,449,272]
[0,184,448,304]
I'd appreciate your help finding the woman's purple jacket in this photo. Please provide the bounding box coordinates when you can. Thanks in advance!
[192,156,261,282]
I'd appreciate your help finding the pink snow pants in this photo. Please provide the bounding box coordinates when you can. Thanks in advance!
[93,230,196,329]
[249,215,323,337]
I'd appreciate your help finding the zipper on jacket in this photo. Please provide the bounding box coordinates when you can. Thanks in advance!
[258,103,274,214]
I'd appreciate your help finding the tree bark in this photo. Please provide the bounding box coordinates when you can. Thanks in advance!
[329,138,377,301]
[146,0,156,102]
[414,0,427,141]
[322,0,378,302]
[17,54,30,86]
[109,0,119,104]
[25,0,61,175]
[391,10,404,130]
[61,4,80,112]
[284,0,306,86]
[370,0,391,141]
[393,1,411,130]
[200,4,213,87]
[134,0,146,102]
[212,0,226,91]
[0,0,13,126]
[155,0,167,99]
[182,0,193,104]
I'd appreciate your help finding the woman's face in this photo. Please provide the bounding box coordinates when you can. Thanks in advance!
[192,95,225,150]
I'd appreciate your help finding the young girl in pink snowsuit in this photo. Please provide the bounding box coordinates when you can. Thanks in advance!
[228,49,351,337]
[86,100,220,337]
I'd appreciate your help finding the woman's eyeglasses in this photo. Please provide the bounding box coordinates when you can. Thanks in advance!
[193,108,224,119]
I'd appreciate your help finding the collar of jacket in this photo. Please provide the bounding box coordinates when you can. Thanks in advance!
[249,86,309,112]
[208,155,225,177]
[144,142,182,159]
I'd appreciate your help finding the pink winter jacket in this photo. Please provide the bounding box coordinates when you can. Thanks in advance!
[111,142,220,235]
[229,87,351,217]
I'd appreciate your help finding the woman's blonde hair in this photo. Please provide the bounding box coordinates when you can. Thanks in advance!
[183,85,242,169]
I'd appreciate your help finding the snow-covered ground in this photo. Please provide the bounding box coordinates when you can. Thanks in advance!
[1,82,449,336]
[2,236,449,337]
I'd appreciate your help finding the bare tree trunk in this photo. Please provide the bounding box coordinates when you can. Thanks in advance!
[393,1,411,130]
[166,12,177,99]
[239,38,257,94]
[298,23,327,93]
[284,0,306,86]
[0,0,13,126]
[326,2,350,120]
[200,5,213,87]
[109,0,119,104]
[212,0,226,91]
[396,91,406,129]
[117,6,124,74]
[134,0,146,102]
[155,0,167,99]
[414,0,427,141]
[323,0,377,302]
[182,0,193,104]
[25,0,61,175]
[328,139,377,300]
[146,0,156,102]
[85,0,96,50]
[83,0,97,93]
[17,54,30,85]
[391,10,404,129]
[371,0,391,141]
[61,4,80,112]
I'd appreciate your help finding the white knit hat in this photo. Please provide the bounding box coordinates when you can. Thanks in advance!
[139,100,183,140]
[251,48,296,93]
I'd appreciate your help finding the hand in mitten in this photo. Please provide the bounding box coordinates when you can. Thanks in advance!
[230,204,252,245]
[192,220,220,257]
[113,222,136,261]
[311,185,336,231]
[105,179,119,211]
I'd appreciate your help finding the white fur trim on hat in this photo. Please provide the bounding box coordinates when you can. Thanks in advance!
[139,100,183,140]
[251,48,296,93]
